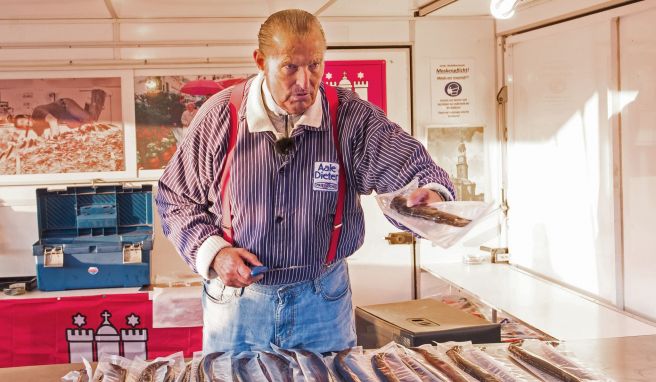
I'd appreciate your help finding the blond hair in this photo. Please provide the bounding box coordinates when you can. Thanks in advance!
[258,9,326,55]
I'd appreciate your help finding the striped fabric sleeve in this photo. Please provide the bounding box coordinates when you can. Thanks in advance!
[155,94,231,274]
[347,98,455,231]
[349,99,455,198]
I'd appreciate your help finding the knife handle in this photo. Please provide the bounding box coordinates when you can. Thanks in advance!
[250,266,269,277]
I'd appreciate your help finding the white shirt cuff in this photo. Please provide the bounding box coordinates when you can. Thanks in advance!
[422,183,455,201]
[195,235,232,280]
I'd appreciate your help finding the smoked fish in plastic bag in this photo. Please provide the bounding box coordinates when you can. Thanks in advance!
[376,179,495,248]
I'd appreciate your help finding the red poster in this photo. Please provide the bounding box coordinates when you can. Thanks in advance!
[324,60,387,114]
[0,293,202,367]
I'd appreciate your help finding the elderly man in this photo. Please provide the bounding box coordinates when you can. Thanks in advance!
[157,9,454,353]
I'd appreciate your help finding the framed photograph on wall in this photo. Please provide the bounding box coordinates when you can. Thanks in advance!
[0,70,134,185]
[133,67,256,177]
[426,125,485,201]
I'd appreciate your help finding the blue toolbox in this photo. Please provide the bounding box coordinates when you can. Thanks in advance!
[32,184,154,291]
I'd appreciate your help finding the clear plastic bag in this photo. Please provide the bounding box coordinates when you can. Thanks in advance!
[418,343,479,382]
[294,348,336,381]
[505,340,612,382]
[393,344,448,382]
[369,342,424,382]
[60,357,93,382]
[151,285,203,328]
[257,351,293,382]
[203,351,235,382]
[333,347,380,382]
[458,345,527,382]
[271,345,306,382]
[92,354,131,382]
[183,351,204,382]
[127,351,184,382]
[376,179,495,248]
[233,352,270,382]
[271,345,336,382]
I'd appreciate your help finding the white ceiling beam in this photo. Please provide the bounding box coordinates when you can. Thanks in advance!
[0,15,415,25]
[0,57,255,71]
[414,0,459,17]
[103,0,119,19]
[314,0,338,16]
[0,40,259,50]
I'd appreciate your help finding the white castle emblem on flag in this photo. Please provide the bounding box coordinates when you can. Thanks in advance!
[66,310,148,362]
[325,71,369,101]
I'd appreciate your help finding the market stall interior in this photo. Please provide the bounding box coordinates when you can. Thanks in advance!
[1,0,655,380]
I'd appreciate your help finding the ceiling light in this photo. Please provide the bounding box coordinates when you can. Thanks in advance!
[490,0,520,19]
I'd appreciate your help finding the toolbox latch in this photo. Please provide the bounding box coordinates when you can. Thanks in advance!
[123,243,143,264]
[43,246,64,268]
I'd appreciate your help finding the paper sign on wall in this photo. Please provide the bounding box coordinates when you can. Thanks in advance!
[430,59,476,124]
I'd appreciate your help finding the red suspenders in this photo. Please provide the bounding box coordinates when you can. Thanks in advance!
[324,84,344,265]
[218,81,246,245]
[219,82,345,266]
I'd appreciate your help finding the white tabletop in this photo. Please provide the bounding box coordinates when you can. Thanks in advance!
[0,286,145,300]
[421,260,656,340]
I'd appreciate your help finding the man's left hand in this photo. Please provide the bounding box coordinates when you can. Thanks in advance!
[406,188,444,207]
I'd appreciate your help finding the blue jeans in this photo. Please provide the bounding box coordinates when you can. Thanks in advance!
[201,259,356,353]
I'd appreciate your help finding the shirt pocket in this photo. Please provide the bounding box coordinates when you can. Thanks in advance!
[311,186,338,218]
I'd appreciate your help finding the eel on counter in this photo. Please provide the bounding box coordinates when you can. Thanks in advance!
[508,343,583,382]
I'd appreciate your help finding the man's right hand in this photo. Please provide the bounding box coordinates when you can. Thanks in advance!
[212,247,264,287]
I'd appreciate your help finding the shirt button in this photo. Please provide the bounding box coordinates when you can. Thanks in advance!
[275,216,284,224]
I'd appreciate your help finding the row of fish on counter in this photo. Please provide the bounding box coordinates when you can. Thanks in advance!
[62,340,611,382]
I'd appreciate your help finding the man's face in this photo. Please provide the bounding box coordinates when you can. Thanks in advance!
[254,28,325,115]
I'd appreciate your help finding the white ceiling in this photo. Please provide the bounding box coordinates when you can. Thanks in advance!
[0,0,493,20]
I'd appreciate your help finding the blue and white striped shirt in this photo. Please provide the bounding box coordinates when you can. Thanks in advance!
[156,77,455,285]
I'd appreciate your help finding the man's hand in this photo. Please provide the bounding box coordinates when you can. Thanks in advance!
[212,247,264,287]
[406,188,444,207]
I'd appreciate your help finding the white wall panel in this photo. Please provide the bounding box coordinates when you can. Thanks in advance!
[619,5,656,321]
[496,0,620,34]
[120,20,410,45]
[413,19,500,265]
[0,48,115,62]
[0,23,113,44]
[322,0,412,17]
[111,0,326,18]
[0,187,40,277]
[0,0,110,19]
[413,19,496,131]
[322,21,410,44]
[120,22,260,42]
[505,19,616,304]
[120,46,255,60]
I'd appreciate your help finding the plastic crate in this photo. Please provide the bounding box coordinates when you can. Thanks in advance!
[32,184,154,291]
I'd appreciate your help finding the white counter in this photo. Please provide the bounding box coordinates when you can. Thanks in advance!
[421,260,656,340]
[0,286,144,300]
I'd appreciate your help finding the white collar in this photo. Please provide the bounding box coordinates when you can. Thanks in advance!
[246,71,323,134]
